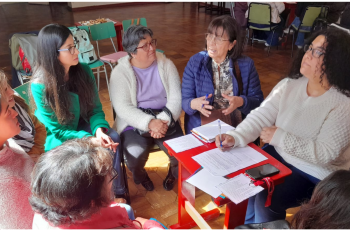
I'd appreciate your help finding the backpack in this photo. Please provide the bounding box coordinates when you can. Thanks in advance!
[69,27,98,64]
[19,46,32,75]
[312,6,329,32]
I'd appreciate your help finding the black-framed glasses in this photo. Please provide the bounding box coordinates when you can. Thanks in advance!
[205,33,230,45]
[109,168,118,182]
[136,39,157,52]
[304,44,325,58]
[58,45,77,55]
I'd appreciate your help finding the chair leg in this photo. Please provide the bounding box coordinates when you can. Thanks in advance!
[103,65,111,100]
[251,30,254,46]
[291,31,295,58]
[120,146,131,204]
[96,67,100,90]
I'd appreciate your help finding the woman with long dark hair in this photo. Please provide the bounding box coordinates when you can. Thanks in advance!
[216,27,350,223]
[30,24,127,201]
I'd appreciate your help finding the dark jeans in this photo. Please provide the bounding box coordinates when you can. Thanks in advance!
[251,17,285,46]
[77,118,126,195]
[121,121,183,184]
[244,144,320,224]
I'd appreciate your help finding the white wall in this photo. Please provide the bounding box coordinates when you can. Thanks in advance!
[69,2,126,9]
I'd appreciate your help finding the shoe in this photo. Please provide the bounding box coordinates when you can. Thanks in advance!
[284,27,293,34]
[265,42,270,47]
[297,45,303,49]
[115,193,129,204]
[140,179,154,191]
[163,166,176,191]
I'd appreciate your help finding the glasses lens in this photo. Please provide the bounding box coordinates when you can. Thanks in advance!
[206,33,214,41]
[69,46,76,55]
[151,39,157,47]
[304,44,310,53]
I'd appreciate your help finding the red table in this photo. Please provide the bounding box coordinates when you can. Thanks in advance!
[74,18,124,51]
[164,141,292,229]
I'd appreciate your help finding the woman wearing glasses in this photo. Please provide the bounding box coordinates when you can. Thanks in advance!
[30,24,127,202]
[182,15,264,134]
[31,138,165,229]
[110,25,183,192]
[216,28,350,223]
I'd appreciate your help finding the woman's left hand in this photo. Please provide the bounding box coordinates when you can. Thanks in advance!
[260,126,277,144]
[221,94,244,115]
[95,128,119,152]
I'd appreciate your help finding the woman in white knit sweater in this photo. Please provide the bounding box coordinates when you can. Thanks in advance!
[110,25,182,192]
[216,27,350,223]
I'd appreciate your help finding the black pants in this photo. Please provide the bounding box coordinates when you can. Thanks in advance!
[121,121,183,184]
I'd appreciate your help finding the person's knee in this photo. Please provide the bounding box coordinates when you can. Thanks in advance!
[108,129,121,143]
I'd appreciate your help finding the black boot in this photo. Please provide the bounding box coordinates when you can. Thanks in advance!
[163,164,176,191]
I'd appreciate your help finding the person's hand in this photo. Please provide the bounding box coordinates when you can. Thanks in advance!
[95,128,119,152]
[149,130,165,139]
[260,126,277,144]
[215,134,236,150]
[135,217,149,228]
[148,119,168,135]
[221,94,244,115]
[190,94,213,117]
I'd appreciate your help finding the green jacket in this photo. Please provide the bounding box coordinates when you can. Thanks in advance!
[31,64,109,151]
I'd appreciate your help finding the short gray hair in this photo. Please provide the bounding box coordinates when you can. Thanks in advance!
[122,25,153,57]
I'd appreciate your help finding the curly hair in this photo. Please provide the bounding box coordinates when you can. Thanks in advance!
[288,27,350,97]
[292,170,350,229]
[29,138,114,227]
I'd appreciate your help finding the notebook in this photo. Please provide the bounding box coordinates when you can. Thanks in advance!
[191,119,235,143]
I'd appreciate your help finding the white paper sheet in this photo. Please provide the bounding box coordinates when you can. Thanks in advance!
[165,134,204,153]
[217,174,264,204]
[192,146,267,176]
[192,119,235,142]
[186,168,228,198]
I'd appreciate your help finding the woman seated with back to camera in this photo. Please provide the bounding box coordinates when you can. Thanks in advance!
[110,25,183,192]
[216,27,350,224]
[30,138,165,229]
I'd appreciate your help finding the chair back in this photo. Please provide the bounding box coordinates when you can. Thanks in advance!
[301,6,326,28]
[68,25,89,35]
[14,82,30,104]
[89,22,116,41]
[122,18,147,32]
[248,3,271,26]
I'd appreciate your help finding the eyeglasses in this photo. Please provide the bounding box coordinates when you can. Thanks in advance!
[109,168,118,183]
[58,45,77,55]
[304,44,325,58]
[136,39,157,52]
[205,33,230,45]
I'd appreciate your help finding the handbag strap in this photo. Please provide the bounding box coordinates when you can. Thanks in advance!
[233,61,243,95]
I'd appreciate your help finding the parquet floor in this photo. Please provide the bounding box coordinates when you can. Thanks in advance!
[0,2,299,228]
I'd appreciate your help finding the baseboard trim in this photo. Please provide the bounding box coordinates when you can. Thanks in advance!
[70,2,165,12]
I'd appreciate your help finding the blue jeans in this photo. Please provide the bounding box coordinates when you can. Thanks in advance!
[290,17,312,47]
[244,144,320,224]
[77,118,126,195]
[251,17,285,46]
[119,203,135,220]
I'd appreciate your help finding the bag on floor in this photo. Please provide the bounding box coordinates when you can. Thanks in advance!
[69,27,98,64]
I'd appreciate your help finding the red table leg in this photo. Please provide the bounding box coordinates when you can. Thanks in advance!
[224,199,248,229]
[114,22,124,51]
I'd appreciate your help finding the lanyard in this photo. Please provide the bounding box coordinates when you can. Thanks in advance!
[245,173,275,207]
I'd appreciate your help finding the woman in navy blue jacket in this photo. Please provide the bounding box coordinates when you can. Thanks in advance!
[182,15,264,134]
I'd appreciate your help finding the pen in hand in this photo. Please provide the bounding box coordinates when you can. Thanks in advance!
[201,93,209,108]
[218,120,223,148]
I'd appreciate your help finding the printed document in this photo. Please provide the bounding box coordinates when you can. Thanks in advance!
[165,134,204,153]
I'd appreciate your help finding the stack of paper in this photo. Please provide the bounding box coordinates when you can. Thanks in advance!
[191,119,235,143]
[164,134,204,153]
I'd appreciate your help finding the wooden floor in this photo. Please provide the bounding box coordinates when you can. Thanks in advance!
[0,2,299,228]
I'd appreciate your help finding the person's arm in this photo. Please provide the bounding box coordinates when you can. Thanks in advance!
[110,66,154,132]
[237,58,264,116]
[156,59,182,124]
[31,83,92,142]
[182,56,199,116]
[27,114,46,155]
[227,78,289,147]
[270,104,350,166]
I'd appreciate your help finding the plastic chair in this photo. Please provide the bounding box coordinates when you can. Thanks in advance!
[122,18,165,54]
[14,82,30,104]
[247,2,278,56]
[285,5,328,57]
[89,22,128,98]
[68,26,108,92]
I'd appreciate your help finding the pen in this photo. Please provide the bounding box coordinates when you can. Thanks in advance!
[201,93,209,108]
[218,120,223,148]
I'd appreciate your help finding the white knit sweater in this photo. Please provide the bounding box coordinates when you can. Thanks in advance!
[110,52,182,134]
[227,77,350,180]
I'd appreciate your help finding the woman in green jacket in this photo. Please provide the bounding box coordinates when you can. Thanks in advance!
[30,24,127,201]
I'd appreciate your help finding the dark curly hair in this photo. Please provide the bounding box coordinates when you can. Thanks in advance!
[292,170,350,229]
[288,27,350,97]
[206,15,244,61]
[29,138,114,227]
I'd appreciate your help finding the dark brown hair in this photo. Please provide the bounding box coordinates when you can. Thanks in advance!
[206,15,244,60]
[29,138,114,227]
[31,24,95,124]
[292,170,350,229]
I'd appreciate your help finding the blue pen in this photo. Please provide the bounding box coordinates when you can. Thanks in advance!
[201,93,209,108]
[218,120,223,148]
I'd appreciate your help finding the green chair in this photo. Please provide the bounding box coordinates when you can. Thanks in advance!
[89,22,128,98]
[285,5,329,57]
[68,26,108,92]
[122,18,165,54]
[247,2,278,56]
[14,82,30,104]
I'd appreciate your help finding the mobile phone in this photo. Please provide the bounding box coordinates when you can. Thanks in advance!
[245,164,280,180]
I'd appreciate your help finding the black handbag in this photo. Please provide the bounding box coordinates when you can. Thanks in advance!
[134,106,176,137]
[235,220,291,229]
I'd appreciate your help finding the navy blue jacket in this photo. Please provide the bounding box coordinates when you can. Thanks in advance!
[182,51,264,134]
